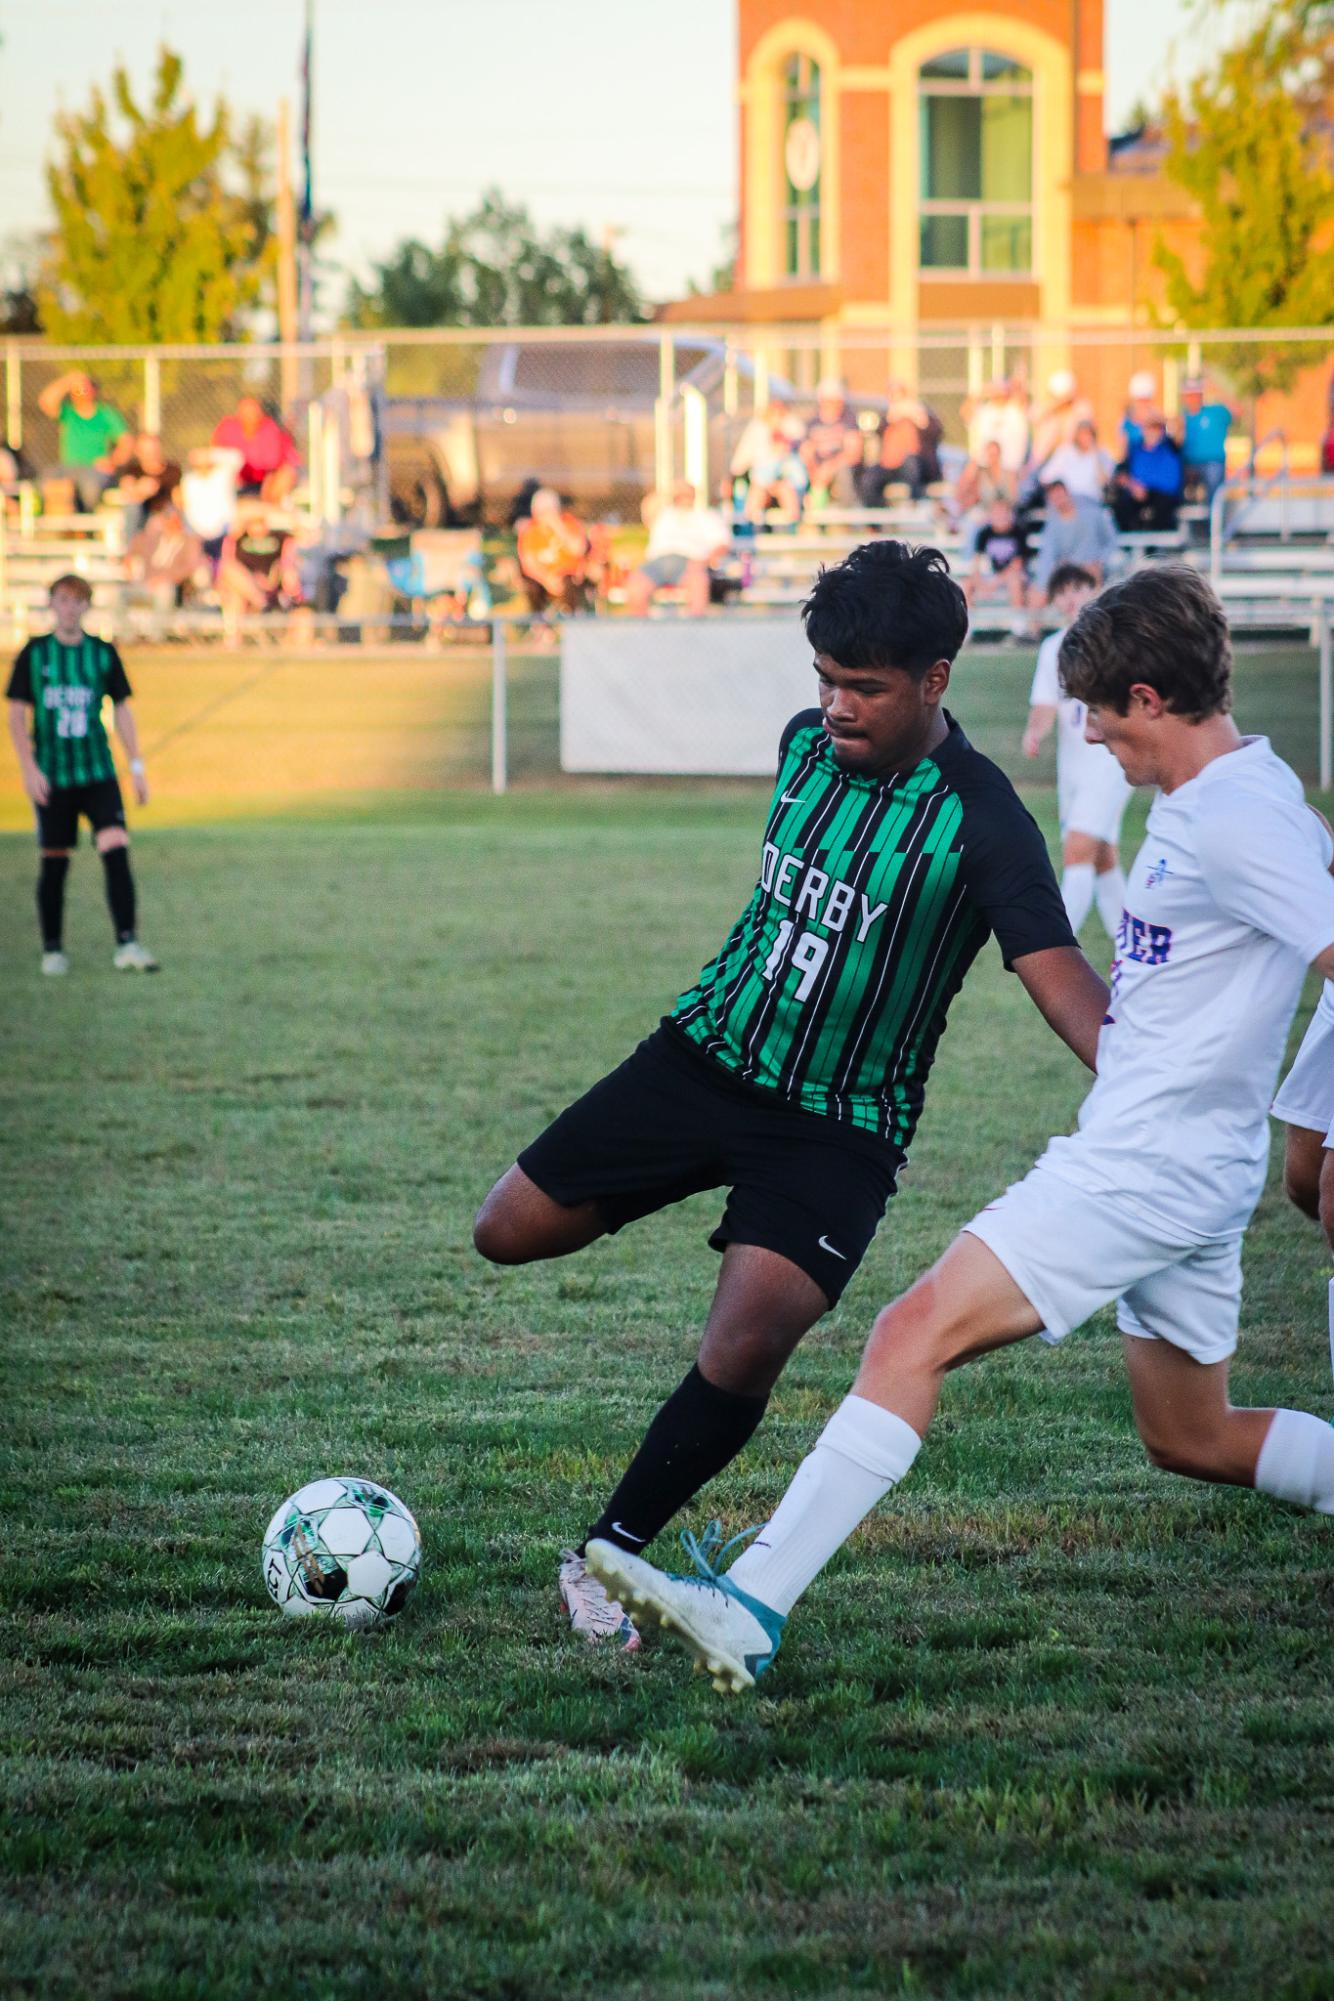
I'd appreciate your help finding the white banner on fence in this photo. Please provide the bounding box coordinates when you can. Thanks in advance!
[560,618,814,774]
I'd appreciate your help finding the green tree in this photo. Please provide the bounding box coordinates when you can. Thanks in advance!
[345,189,646,328]
[1153,0,1334,396]
[39,46,277,342]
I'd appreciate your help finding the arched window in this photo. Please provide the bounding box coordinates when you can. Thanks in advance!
[919,49,1032,275]
[782,53,822,279]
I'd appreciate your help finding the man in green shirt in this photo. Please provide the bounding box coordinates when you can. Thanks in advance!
[6,574,158,974]
[38,371,129,512]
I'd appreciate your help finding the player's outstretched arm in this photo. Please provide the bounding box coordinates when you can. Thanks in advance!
[112,702,148,806]
[1011,946,1109,1071]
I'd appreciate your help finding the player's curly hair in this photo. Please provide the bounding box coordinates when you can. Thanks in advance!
[1058,564,1232,721]
[802,540,968,680]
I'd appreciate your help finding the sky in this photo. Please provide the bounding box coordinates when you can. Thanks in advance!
[0,0,1232,308]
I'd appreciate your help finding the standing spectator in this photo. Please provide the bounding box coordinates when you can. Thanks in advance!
[966,376,1030,476]
[1036,419,1114,506]
[37,370,129,513]
[1113,414,1184,532]
[211,395,300,502]
[730,396,808,526]
[113,433,182,536]
[626,480,731,617]
[125,499,205,637]
[1030,369,1094,466]
[218,503,302,631]
[517,488,592,620]
[1120,370,1158,457]
[799,381,864,509]
[964,496,1032,622]
[181,445,241,571]
[1175,377,1232,505]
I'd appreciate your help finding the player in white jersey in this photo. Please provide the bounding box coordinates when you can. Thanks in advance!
[1273,980,1334,1377]
[586,566,1334,1693]
[1023,563,1131,938]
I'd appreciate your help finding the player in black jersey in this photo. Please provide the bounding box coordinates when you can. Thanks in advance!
[6,575,158,974]
[474,542,1110,1646]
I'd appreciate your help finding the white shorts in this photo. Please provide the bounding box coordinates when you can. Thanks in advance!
[1057,754,1131,844]
[1271,1004,1334,1145]
[964,1163,1243,1365]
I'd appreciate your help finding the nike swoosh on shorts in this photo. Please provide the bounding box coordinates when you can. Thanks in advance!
[818,1235,848,1259]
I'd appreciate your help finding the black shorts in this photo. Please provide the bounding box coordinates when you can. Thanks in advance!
[36,777,127,850]
[517,1023,902,1305]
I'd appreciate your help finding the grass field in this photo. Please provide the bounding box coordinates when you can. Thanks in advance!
[3,645,1333,1999]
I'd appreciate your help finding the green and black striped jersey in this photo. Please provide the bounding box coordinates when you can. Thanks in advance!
[7,633,131,787]
[670,710,1074,1146]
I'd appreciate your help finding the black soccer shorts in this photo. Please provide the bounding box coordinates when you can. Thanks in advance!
[36,777,126,849]
[517,1023,902,1305]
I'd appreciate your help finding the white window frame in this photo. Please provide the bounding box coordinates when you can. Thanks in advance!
[918,49,1034,280]
[781,51,822,282]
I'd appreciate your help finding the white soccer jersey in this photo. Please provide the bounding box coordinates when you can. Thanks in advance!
[1030,631,1130,841]
[1036,736,1334,1240]
[1271,981,1334,1142]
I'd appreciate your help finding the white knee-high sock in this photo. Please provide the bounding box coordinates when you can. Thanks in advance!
[1254,1407,1334,1513]
[1094,864,1126,939]
[725,1395,922,1616]
[1061,863,1095,932]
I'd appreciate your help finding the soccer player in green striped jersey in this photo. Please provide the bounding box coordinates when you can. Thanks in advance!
[6,574,158,975]
[474,542,1110,1647]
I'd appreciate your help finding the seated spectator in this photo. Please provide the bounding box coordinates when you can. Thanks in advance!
[1029,369,1095,465]
[730,395,808,526]
[964,497,1032,621]
[181,445,242,570]
[517,487,593,621]
[1113,414,1184,532]
[951,439,1017,524]
[1028,479,1118,618]
[37,370,129,513]
[113,432,182,536]
[1175,376,1232,504]
[211,395,300,502]
[858,383,933,504]
[0,436,35,510]
[125,498,206,635]
[1120,371,1158,458]
[798,381,864,509]
[627,480,731,617]
[218,503,302,630]
[1036,419,1114,506]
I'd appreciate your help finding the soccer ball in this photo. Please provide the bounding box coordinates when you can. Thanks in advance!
[261,1476,422,1630]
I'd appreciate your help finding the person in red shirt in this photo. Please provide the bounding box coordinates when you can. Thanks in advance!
[210,396,300,502]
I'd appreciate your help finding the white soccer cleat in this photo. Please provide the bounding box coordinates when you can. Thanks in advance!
[586,1526,785,1694]
[558,1548,641,1651]
[41,950,70,977]
[113,940,160,972]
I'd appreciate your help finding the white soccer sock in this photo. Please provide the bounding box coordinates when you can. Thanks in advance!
[1094,864,1126,939]
[726,1394,922,1616]
[1254,1407,1334,1514]
[1061,862,1095,932]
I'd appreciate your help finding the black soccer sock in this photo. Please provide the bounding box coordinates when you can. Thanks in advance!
[100,845,136,943]
[583,1364,769,1556]
[37,854,69,951]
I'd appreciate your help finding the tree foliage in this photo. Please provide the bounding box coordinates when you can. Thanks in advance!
[345,189,646,328]
[39,47,277,342]
[1154,0,1334,395]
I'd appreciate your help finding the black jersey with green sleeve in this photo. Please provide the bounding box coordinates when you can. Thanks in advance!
[6,634,131,787]
[670,710,1075,1145]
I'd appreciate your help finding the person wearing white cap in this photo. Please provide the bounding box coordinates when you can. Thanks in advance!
[1031,368,1094,464]
[1174,376,1233,505]
[1121,371,1158,458]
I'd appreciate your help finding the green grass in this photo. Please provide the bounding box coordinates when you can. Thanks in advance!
[3,682,1333,1997]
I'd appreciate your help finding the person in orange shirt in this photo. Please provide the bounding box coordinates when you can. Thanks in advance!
[517,489,593,620]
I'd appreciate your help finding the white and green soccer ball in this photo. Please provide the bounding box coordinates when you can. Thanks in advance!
[261,1476,422,1630]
